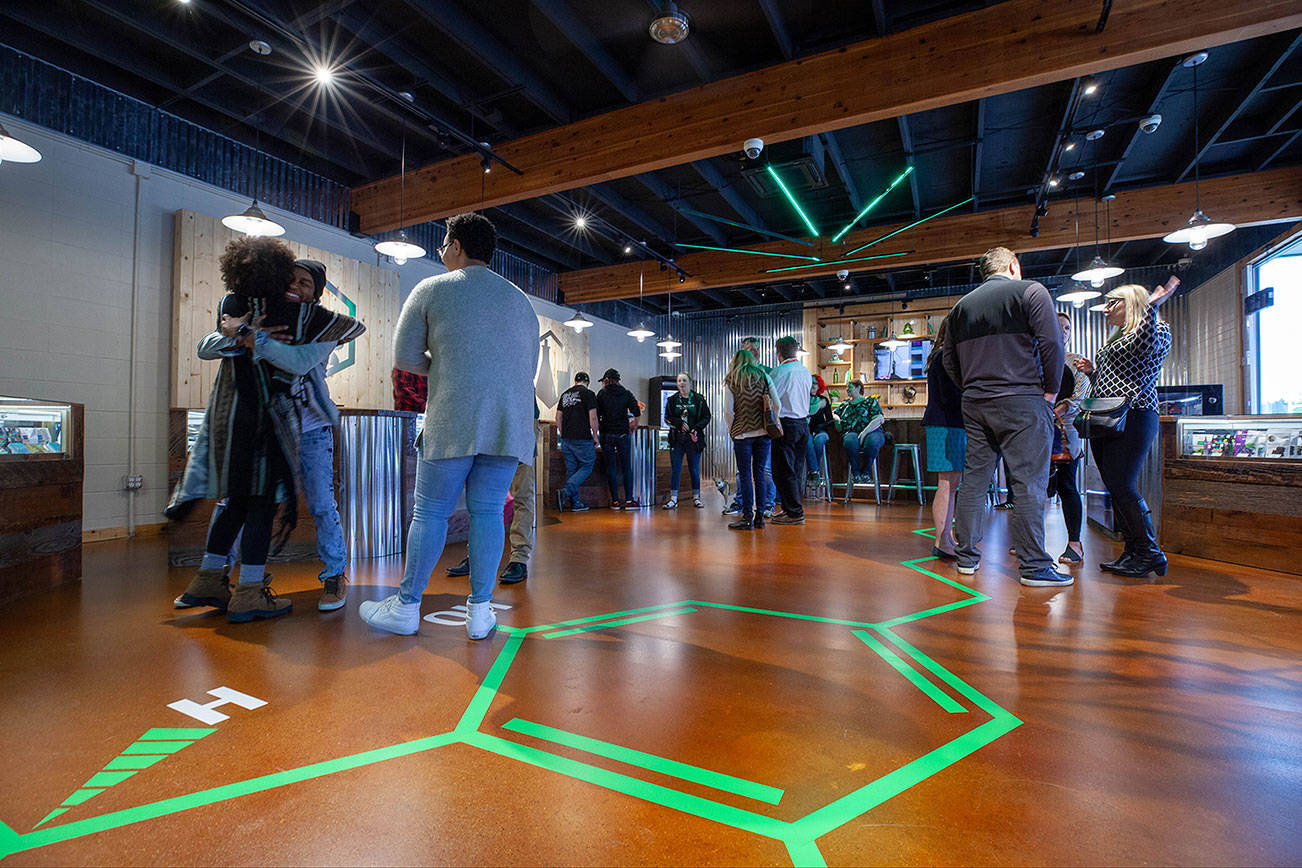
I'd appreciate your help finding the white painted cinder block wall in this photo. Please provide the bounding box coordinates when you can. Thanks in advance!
[0,116,655,533]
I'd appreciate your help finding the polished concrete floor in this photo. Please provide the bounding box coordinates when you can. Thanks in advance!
[0,498,1299,866]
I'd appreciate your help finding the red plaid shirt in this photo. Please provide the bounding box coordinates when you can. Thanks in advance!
[392,367,428,412]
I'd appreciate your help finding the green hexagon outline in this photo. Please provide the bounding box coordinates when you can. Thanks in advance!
[1,536,1019,868]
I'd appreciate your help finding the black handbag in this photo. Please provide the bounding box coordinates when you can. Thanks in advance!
[1073,396,1131,440]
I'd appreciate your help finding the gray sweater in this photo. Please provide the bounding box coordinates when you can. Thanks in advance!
[393,265,539,464]
[942,274,1064,400]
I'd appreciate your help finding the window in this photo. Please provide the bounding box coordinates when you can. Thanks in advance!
[1249,235,1302,414]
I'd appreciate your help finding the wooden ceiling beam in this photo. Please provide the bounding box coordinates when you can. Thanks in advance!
[352,0,1302,233]
[559,167,1302,303]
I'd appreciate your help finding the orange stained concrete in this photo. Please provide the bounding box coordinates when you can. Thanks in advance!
[0,500,1299,867]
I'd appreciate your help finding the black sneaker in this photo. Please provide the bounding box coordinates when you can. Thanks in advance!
[446,557,470,577]
[1019,567,1074,587]
[499,562,527,584]
[571,500,590,512]
[722,503,741,516]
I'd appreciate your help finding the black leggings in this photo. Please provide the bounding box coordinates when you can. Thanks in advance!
[1050,458,1082,542]
[205,495,276,566]
[1090,409,1159,513]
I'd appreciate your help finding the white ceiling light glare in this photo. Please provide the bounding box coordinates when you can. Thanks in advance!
[249,40,272,56]
[656,333,682,350]
[1164,51,1235,252]
[1048,177,1060,188]
[574,215,588,230]
[1085,129,1105,142]
[222,200,285,237]
[1072,254,1124,288]
[1083,81,1099,96]
[563,310,594,331]
[649,2,691,44]
[313,65,336,86]
[0,122,42,165]
[1063,142,1076,152]
[1057,284,1102,308]
[1069,171,1086,181]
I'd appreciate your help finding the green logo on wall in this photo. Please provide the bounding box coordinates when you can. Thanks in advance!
[323,280,356,378]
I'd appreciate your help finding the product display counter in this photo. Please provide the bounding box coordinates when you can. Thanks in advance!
[0,397,84,606]
[1159,415,1302,574]
[167,408,422,566]
[542,424,670,509]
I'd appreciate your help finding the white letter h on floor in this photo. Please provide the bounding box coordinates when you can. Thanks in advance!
[168,686,267,725]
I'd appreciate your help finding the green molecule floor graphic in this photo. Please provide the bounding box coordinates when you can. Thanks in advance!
[0,530,1021,867]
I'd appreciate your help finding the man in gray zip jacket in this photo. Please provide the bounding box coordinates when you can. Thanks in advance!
[942,247,1071,587]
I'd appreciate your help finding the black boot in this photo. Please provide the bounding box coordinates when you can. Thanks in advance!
[728,512,754,530]
[1109,499,1167,577]
[753,511,765,529]
[1100,499,1136,571]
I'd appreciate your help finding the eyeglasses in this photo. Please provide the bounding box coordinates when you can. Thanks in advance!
[437,238,453,258]
[1104,297,1123,307]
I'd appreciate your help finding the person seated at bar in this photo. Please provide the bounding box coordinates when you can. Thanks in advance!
[806,374,833,483]
[835,380,886,484]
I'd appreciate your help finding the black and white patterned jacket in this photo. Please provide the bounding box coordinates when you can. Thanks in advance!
[1092,308,1171,412]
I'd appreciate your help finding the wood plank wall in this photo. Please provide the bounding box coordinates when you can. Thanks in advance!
[171,210,401,410]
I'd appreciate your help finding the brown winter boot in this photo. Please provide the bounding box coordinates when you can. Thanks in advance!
[226,575,293,623]
[175,567,231,610]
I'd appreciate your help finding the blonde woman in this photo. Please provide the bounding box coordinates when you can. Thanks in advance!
[1074,280,1175,578]
[723,350,775,530]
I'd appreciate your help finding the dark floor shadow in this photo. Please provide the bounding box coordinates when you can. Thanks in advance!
[1095,567,1302,617]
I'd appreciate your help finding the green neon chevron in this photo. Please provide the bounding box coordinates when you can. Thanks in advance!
[6,537,1018,866]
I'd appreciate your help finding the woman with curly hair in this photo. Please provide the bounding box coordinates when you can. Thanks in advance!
[805,374,833,484]
[167,235,363,623]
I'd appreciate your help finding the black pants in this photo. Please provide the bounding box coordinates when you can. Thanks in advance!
[1050,458,1082,542]
[205,495,276,566]
[771,418,810,518]
[601,432,634,502]
[1090,409,1160,553]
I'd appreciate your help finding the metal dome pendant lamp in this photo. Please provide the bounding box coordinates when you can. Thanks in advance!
[0,122,42,165]
[658,291,682,358]
[374,135,426,265]
[1072,185,1123,288]
[627,270,656,342]
[1164,52,1235,252]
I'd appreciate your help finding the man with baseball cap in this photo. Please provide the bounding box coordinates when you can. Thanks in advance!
[595,368,641,508]
[555,371,600,511]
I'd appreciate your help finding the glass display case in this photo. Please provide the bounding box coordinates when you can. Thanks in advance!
[1176,415,1302,460]
[0,397,74,457]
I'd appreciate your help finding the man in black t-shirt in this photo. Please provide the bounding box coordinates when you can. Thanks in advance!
[595,368,642,508]
[556,372,600,511]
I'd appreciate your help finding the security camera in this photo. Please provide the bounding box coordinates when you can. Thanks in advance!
[743,137,764,159]
[1140,114,1162,134]
[836,269,849,281]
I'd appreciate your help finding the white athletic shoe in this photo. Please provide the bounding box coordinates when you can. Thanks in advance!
[466,597,497,640]
[663,497,678,510]
[359,594,420,635]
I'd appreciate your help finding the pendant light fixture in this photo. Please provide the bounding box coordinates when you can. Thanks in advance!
[222,200,285,237]
[827,337,853,354]
[1057,283,1102,307]
[649,2,690,44]
[657,290,682,354]
[0,122,41,165]
[1072,188,1123,287]
[627,270,656,342]
[1164,52,1235,252]
[563,310,594,331]
[374,135,426,264]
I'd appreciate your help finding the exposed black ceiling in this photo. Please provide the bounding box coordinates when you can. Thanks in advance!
[3,0,1300,310]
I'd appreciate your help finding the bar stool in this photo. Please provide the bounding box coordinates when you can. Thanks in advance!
[807,449,833,503]
[843,458,881,505]
[887,443,926,504]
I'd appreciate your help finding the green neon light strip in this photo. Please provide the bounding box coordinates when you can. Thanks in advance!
[503,718,784,805]
[121,741,190,755]
[831,166,915,242]
[852,630,965,713]
[138,728,216,741]
[845,198,975,257]
[675,243,822,262]
[766,165,819,237]
[464,731,789,838]
[678,207,816,246]
[103,755,168,771]
[761,250,912,274]
[542,607,696,639]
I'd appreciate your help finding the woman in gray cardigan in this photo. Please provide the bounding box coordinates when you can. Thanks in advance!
[360,213,539,640]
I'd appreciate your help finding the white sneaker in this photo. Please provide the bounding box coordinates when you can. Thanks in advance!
[359,594,420,635]
[693,497,703,508]
[663,497,678,510]
[466,597,497,640]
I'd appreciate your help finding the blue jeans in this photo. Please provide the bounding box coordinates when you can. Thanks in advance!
[301,426,347,579]
[601,432,634,501]
[732,455,776,509]
[732,437,771,518]
[559,438,596,504]
[805,431,829,473]
[399,454,518,605]
[669,442,701,494]
[844,428,885,476]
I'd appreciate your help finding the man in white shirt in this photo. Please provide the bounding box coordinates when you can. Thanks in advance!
[768,335,813,525]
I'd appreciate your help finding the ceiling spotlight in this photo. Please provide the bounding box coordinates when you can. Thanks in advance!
[843,282,851,291]
[678,272,686,283]
[1083,82,1098,96]
[1063,142,1076,152]
[623,243,633,254]
[1069,171,1086,180]
[397,91,415,102]
[1048,177,1060,188]
[1085,129,1105,142]
[481,155,492,174]
[222,200,285,237]
[249,40,272,56]
[574,215,587,230]
[649,2,691,45]
[313,66,336,86]
[0,122,42,164]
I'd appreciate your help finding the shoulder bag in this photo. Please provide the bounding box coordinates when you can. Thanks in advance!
[763,383,784,439]
[1073,396,1130,440]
